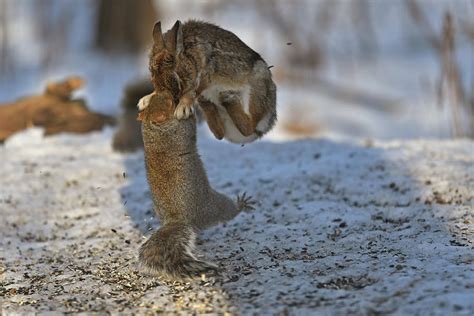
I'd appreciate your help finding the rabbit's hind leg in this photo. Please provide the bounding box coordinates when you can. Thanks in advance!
[197,96,225,140]
[218,90,256,137]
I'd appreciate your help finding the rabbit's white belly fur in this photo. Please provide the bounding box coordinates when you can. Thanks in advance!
[201,84,258,144]
[201,83,251,114]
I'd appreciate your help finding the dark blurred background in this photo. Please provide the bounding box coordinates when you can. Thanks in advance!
[0,0,473,140]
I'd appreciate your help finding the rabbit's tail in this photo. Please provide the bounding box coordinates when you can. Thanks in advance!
[139,222,218,279]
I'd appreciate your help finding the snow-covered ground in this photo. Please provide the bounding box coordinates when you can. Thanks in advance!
[1,127,473,315]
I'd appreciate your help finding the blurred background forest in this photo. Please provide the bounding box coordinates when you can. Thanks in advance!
[0,0,473,141]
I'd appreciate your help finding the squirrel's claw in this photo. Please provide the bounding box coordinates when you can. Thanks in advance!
[237,192,256,212]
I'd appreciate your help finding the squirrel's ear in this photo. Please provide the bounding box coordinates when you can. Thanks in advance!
[166,20,183,55]
[153,21,165,49]
[137,111,145,121]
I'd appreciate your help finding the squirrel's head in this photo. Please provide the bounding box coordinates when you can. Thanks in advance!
[137,91,175,125]
[149,21,183,103]
[138,90,196,150]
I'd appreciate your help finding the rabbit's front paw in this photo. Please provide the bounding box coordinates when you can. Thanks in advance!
[174,101,194,120]
[137,93,154,111]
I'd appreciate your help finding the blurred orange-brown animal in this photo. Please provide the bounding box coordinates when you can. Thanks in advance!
[0,76,115,143]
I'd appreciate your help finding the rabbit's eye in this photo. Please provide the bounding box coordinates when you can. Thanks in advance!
[162,56,175,68]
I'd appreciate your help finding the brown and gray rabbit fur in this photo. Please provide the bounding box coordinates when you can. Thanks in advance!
[137,91,253,279]
[139,20,277,144]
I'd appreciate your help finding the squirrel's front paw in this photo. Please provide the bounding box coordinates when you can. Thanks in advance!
[174,102,194,120]
[137,93,154,111]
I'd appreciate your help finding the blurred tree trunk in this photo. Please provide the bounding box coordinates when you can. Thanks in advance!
[35,0,72,72]
[0,0,10,75]
[95,0,158,54]
[350,0,377,56]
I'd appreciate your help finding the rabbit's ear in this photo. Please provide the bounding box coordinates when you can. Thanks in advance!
[166,20,183,55]
[153,21,165,49]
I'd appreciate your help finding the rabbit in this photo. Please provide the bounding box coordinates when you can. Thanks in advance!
[138,20,277,144]
[137,91,254,279]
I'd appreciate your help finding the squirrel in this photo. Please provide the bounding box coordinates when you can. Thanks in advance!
[0,76,114,143]
[44,76,85,100]
[112,79,153,152]
[138,20,277,144]
[137,91,254,279]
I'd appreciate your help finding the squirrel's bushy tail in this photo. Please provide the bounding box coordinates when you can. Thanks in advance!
[139,222,218,279]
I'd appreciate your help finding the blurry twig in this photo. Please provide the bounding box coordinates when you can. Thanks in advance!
[460,19,474,44]
[405,0,441,50]
[254,0,329,69]
[34,0,72,71]
[350,0,378,54]
[406,0,473,137]
[438,13,466,137]
[315,0,338,31]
